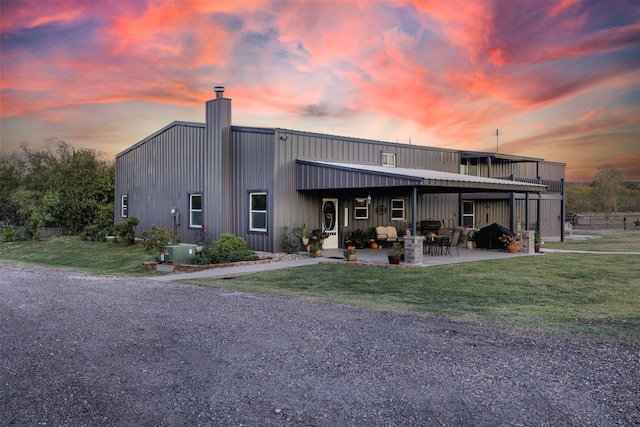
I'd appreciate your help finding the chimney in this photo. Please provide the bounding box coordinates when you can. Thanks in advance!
[214,86,225,99]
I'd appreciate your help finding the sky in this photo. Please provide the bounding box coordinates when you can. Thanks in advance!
[1,0,639,182]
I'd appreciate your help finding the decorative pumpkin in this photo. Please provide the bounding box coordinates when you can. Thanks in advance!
[370,241,378,249]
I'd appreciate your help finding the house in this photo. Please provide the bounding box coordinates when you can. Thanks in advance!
[115,87,566,252]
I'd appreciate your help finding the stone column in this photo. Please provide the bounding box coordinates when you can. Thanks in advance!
[520,230,534,254]
[403,236,424,265]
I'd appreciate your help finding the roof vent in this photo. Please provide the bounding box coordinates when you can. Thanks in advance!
[214,86,225,99]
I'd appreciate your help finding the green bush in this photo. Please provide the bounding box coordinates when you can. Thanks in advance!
[114,217,139,245]
[80,224,108,242]
[192,233,257,264]
[280,225,299,254]
[1,224,18,242]
[140,225,180,260]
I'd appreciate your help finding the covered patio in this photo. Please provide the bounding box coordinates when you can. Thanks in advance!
[320,246,539,267]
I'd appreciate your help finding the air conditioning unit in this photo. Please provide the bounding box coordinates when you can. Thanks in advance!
[159,244,197,264]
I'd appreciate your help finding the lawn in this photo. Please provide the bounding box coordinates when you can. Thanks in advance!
[1,233,638,340]
[0,235,159,276]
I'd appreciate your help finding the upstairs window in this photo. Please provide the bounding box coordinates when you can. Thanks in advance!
[382,152,396,167]
[189,193,203,228]
[121,194,128,218]
[249,191,267,232]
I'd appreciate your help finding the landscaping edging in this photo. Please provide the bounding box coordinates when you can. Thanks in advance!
[143,257,279,273]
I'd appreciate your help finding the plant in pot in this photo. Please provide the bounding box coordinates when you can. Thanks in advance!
[534,230,541,253]
[499,233,519,253]
[465,228,477,249]
[387,243,404,264]
[294,223,309,245]
[343,246,357,261]
[309,229,325,257]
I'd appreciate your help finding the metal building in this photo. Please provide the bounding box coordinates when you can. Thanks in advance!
[115,88,565,252]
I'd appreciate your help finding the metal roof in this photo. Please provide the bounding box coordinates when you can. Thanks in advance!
[296,159,548,193]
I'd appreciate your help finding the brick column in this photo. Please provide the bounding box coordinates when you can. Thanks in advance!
[403,236,424,265]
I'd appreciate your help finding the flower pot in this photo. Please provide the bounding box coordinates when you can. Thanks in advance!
[312,250,322,258]
[347,254,357,261]
[388,255,401,265]
[466,240,474,250]
[534,244,540,253]
[301,238,309,245]
[506,242,519,253]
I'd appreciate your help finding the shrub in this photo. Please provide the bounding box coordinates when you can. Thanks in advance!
[80,224,109,242]
[193,233,257,264]
[280,225,299,254]
[1,224,18,242]
[113,217,139,245]
[140,225,180,260]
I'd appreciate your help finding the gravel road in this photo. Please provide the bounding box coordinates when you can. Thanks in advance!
[1,264,638,426]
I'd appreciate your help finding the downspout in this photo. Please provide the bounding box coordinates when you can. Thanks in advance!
[537,176,542,239]
[509,174,515,232]
[458,193,464,227]
[411,187,417,237]
[561,178,565,242]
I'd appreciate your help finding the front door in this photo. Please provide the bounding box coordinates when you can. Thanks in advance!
[322,198,339,249]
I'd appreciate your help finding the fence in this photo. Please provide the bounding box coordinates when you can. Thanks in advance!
[570,213,640,231]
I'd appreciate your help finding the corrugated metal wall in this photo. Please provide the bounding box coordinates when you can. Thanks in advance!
[115,122,205,241]
[229,129,275,251]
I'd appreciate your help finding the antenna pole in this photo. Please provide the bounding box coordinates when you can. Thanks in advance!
[494,128,502,153]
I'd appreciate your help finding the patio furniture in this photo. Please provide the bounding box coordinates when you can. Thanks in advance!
[443,229,461,256]
[375,226,399,246]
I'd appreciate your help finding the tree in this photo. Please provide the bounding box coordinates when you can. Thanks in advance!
[592,165,624,218]
[1,142,115,236]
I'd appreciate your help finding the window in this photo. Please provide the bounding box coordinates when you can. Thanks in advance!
[463,201,475,227]
[121,194,128,218]
[391,198,405,220]
[354,198,369,220]
[249,191,267,232]
[189,194,203,228]
[382,152,396,167]
[460,159,477,176]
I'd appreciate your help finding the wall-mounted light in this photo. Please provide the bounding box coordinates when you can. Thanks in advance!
[367,195,372,205]
[279,135,288,140]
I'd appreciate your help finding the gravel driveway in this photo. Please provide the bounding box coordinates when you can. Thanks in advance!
[1,264,638,426]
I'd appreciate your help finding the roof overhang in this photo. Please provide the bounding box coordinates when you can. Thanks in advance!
[296,159,547,193]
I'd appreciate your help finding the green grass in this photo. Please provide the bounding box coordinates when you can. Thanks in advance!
[0,235,160,276]
[184,254,640,341]
[2,234,639,340]
[543,230,640,252]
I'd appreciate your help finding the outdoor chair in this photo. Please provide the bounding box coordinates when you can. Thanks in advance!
[443,229,461,256]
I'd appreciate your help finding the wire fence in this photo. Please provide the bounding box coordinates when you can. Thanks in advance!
[569,213,640,231]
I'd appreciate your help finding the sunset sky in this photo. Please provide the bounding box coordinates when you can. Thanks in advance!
[1,0,638,181]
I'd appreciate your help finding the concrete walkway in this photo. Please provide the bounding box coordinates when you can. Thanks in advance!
[151,246,540,281]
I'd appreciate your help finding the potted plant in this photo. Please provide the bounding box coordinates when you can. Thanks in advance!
[499,233,519,253]
[294,223,309,245]
[310,241,323,257]
[387,243,404,264]
[534,230,541,253]
[465,228,477,250]
[343,246,357,261]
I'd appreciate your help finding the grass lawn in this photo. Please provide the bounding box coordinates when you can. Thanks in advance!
[0,235,159,277]
[1,233,639,340]
[543,230,640,252]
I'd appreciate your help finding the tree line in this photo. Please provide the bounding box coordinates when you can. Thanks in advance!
[565,165,640,216]
[1,142,114,240]
[1,143,638,241]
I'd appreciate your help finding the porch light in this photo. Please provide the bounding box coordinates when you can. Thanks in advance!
[367,195,372,205]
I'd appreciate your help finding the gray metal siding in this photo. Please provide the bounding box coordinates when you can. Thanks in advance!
[229,129,275,251]
[115,123,205,242]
